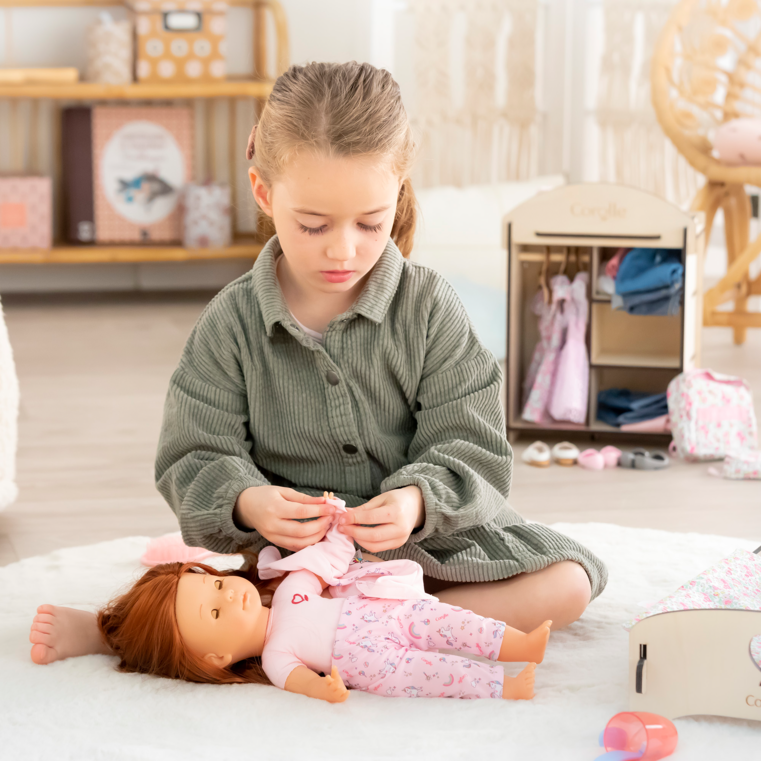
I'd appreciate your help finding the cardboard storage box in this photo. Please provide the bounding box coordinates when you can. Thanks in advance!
[0,177,52,249]
[128,0,227,83]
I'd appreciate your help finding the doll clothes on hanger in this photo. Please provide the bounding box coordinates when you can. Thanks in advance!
[521,289,554,410]
[548,271,589,424]
[522,274,570,424]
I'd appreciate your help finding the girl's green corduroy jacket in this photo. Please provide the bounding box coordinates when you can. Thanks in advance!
[155,236,607,598]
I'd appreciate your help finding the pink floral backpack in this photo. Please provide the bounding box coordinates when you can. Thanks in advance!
[667,369,757,461]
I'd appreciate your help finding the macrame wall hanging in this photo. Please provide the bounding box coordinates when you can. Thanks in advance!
[408,0,539,188]
[596,0,701,206]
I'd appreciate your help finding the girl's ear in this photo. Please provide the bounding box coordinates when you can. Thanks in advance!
[249,167,274,217]
[204,652,234,669]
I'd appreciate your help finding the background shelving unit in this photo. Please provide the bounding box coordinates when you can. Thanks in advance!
[503,183,704,442]
[0,0,288,266]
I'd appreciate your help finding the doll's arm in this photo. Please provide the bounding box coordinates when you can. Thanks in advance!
[284,665,349,703]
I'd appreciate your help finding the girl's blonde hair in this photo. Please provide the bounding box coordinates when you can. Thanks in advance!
[248,61,418,258]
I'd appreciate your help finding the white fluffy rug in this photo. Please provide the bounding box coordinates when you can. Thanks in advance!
[1,522,759,760]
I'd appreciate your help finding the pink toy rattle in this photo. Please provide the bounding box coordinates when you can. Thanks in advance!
[595,712,678,761]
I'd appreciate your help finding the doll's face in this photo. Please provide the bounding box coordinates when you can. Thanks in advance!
[175,572,265,669]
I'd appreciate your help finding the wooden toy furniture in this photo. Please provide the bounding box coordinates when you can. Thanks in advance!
[503,183,704,442]
[651,0,761,344]
[628,609,761,721]
[0,0,288,267]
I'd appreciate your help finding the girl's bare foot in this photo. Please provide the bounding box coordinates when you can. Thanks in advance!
[498,620,552,664]
[29,604,110,665]
[502,663,536,700]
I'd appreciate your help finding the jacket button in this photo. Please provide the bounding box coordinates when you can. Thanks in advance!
[326,370,340,385]
[342,444,358,455]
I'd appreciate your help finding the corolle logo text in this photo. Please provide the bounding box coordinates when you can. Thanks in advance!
[570,203,627,222]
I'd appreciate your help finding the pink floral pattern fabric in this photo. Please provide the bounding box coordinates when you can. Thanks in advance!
[624,549,761,636]
[332,597,506,698]
[716,449,761,480]
[667,369,758,461]
[522,275,570,424]
[521,290,554,410]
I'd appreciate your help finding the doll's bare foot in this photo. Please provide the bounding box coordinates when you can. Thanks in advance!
[502,663,536,700]
[498,620,551,664]
[29,604,110,664]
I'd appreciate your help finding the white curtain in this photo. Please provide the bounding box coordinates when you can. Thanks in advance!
[407,0,540,188]
[594,0,701,206]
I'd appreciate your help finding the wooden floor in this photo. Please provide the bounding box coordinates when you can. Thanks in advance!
[1,291,760,566]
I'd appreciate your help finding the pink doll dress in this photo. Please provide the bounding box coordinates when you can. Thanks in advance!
[259,497,507,698]
[548,271,589,424]
[521,290,554,409]
[522,274,570,424]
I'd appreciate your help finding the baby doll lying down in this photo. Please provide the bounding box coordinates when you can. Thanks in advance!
[40,494,552,702]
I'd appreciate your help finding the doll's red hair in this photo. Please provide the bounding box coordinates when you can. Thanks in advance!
[96,560,276,685]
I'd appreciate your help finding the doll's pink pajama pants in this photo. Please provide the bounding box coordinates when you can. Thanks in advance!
[331,597,506,699]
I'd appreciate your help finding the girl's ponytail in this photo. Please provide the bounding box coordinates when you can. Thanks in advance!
[391,177,417,259]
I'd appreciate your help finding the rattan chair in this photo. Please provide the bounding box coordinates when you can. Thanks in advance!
[652,0,761,344]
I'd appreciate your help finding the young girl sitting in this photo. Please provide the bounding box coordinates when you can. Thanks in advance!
[94,494,552,701]
[30,61,606,668]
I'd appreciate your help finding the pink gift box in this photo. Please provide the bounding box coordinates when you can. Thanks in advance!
[182,183,231,248]
[0,177,52,249]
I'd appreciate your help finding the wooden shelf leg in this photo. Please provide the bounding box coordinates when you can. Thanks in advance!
[690,180,723,250]
[722,184,751,345]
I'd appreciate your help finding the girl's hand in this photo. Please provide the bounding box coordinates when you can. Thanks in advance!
[233,486,336,552]
[338,485,425,553]
[321,666,349,703]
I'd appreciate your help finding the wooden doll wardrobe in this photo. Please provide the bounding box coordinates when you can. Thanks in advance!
[503,183,704,443]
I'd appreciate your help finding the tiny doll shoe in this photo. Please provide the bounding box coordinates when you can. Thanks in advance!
[619,448,670,470]
[618,448,649,468]
[634,449,671,470]
[551,441,579,466]
[522,441,551,467]
[577,449,605,470]
[599,446,622,468]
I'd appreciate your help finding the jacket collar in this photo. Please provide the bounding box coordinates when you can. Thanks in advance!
[252,235,405,338]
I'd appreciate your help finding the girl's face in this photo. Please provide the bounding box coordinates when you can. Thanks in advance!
[175,571,264,668]
[250,152,402,296]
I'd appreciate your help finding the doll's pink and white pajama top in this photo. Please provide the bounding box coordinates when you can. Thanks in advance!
[261,568,507,699]
[259,495,507,698]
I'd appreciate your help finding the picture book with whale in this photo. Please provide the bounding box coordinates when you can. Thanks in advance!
[92,106,193,243]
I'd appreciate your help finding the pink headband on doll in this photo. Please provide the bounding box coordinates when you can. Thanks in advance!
[246,125,258,161]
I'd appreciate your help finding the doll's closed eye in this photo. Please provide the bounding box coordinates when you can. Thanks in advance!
[212,578,223,618]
